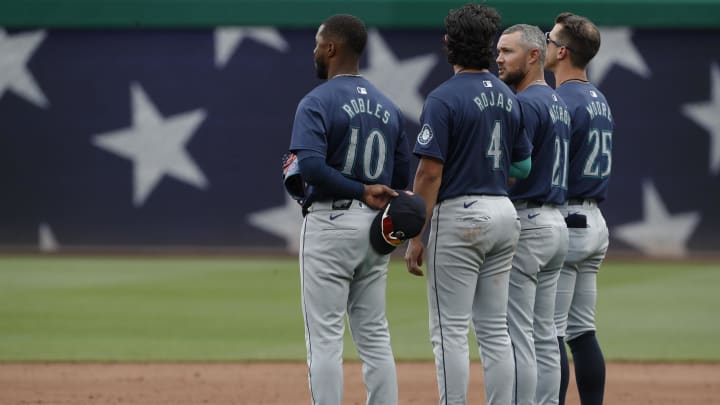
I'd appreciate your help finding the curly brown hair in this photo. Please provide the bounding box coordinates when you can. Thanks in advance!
[445,4,501,70]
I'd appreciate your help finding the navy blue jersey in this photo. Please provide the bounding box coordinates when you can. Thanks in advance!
[414,72,531,201]
[556,82,614,202]
[509,85,572,205]
[289,76,409,202]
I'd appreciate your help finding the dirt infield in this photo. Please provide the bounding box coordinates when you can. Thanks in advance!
[1,361,719,404]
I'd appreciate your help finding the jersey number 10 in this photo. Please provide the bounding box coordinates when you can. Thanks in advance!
[341,127,388,181]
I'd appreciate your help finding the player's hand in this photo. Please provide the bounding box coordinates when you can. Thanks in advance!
[362,184,398,210]
[404,238,425,277]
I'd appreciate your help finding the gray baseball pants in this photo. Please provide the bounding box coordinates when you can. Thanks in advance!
[426,195,520,405]
[507,203,569,405]
[300,200,398,405]
[555,200,609,341]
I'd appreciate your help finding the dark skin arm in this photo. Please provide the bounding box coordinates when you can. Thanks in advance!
[362,184,398,210]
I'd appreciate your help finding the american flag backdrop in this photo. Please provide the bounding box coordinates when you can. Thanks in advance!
[1,27,718,257]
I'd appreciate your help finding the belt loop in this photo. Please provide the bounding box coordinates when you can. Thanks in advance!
[331,199,353,210]
[308,199,368,213]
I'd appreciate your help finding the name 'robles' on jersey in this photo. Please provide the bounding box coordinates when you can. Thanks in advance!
[341,96,391,124]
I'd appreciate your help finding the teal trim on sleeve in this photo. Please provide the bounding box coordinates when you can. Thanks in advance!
[509,157,531,179]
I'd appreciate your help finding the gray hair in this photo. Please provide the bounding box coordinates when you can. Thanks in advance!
[502,24,546,64]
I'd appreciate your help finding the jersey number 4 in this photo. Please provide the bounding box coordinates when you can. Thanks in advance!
[486,121,503,170]
[341,127,388,181]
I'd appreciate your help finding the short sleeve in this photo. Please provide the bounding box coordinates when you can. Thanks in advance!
[413,95,450,162]
[289,95,328,156]
[519,100,542,144]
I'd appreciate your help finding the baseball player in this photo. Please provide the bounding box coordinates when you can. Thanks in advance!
[288,14,410,405]
[545,13,614,405]
[404,5,532,404]
[496,24,570,405]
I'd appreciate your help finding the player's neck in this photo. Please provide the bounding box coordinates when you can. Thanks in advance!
[454,65,488,75]
[327,62,360,80]
[330,72,361,80]
[554,65,589,87]
[515,71,546,93]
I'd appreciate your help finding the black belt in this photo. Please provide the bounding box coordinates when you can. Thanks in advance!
[514,199,544,209]
[303,198,356,216]
[568,198,596,206]
[330,199,353,210]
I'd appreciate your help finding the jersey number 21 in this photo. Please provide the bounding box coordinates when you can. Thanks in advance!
[552,136,569,188]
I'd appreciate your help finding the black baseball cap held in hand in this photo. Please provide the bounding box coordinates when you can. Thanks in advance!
[370,190,426,255]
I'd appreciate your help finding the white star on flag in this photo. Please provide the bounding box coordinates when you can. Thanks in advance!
[613,181,700,258]
[589,28,651,86]
[247,195,304,253]
[38,223,59,253]
[361,29,438,123]
[682,63,720,175]
[0,29,48,108]
[92,83,209,207]
[214,27,289,68]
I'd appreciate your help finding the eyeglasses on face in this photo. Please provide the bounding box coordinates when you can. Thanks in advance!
[545,31,574,52]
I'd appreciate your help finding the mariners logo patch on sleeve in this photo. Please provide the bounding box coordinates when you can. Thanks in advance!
[417,124,433,145]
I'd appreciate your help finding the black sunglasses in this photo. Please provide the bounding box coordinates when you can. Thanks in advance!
[545,32,574,52]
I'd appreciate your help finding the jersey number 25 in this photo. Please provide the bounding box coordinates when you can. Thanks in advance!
[583,128,612,178]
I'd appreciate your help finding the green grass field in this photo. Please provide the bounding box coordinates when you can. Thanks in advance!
[0,256,718,362]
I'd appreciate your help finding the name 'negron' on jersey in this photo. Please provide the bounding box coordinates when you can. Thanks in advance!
[549,104,571,126]
[341,97,392,124]
[473,91,514,112]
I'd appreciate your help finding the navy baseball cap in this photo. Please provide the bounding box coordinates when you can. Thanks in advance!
[369,190,426,255]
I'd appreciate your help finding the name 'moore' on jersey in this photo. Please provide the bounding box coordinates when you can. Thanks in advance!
[556,82,614,202]
[414,72,531,201]
[509,85,571,205]
[289,76,409,201]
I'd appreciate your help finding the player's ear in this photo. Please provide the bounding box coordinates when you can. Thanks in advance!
[528,48,541,64]
[557,46,569,61]
[327,41,337,57]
